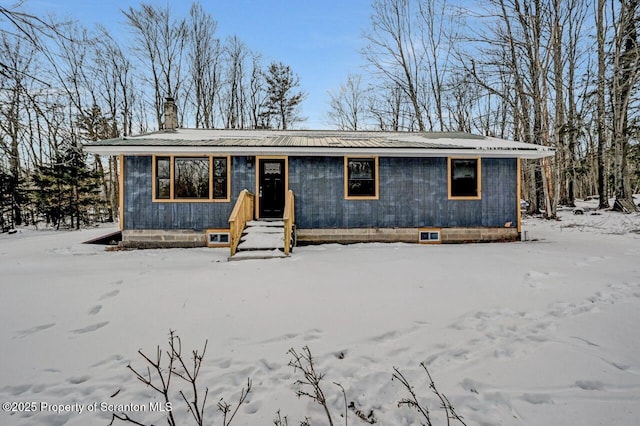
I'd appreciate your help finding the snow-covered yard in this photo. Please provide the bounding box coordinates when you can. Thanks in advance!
[1,201,639,425]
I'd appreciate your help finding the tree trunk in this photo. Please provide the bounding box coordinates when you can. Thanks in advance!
[597,0,611,209]
[611,0,639,210]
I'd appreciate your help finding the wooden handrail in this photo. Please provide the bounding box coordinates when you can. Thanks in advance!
[228,189,255,256]
[283,190,295,255]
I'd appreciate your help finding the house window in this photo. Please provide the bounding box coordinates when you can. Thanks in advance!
[212,157,228,199]
[175,157,210,199]
[155,156,171,199]
[152,155,230,202]
[345,157,379,199]
[448,158,481,199]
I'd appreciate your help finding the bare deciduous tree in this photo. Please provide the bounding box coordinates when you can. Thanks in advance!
[363,0,426,131]
[124,3,188,129]
[597,0,610,209]
[222,35,248,129]
[610,0,640,210]
[327,74,368,130]
[187,2,221,129]
[247,53,266,129]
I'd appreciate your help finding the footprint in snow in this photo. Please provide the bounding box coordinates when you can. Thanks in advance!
[214,358,232,369]
[67,375,90,385]
[575,380,604,391]
[91,354,124,367]
[260,332,298,344]
[14,323,55,339]
[99,290,120,300]
[88,305,102,315]
[601,358,631,371]
[303,328,323,341]
[371,330,400,342]
[259,358,280,371]
[71,322,109,334]
[4,384,32,396]
[243,400,262,415]
[521,393,552,404]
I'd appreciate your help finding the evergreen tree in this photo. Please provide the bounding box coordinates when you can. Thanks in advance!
[77,105,117,142]
[32,147,103,230]
[261,61,306,129]
[77,105,119,222]
[0,169,14,231]
[0,167,28,231]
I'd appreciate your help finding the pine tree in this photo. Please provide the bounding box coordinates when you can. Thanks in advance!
[0,169,15,231]
[261,62,306,129]
[77,105,119,222]
[0,166,29,230]
[32,147,103,230]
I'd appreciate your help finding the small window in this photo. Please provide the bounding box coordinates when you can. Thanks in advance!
[206,229,231,247]
[174,157,210,199]
[212,157,228,199]
[449,158,481,199]
[419,228,441,244]
[155,156,171,199]
[345,157,378,199]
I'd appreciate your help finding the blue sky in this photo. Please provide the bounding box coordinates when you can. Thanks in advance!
[27,0,374,129]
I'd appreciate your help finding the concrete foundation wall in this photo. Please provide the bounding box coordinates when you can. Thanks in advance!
[296,227,518,244]
[122,229,206,249]
[122,227,519,249]
[440,227,518,243]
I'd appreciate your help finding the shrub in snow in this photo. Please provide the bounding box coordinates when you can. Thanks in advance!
[111,337,466,426]
[279,346,376,425]
[109,330,251,426]
[393,363,468,426]
[282,346,465,426]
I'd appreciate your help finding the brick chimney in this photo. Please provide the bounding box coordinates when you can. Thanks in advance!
[163,96,178,131]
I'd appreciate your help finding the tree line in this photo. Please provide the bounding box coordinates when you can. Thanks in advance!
[1,0,638,231]
[0,2,305,230]
[327,0,640,216]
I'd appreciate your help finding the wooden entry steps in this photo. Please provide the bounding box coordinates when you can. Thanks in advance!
[228,220,288,261]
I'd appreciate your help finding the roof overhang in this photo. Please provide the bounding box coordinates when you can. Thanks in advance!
[84,129,556,159]
[85,144,553,159]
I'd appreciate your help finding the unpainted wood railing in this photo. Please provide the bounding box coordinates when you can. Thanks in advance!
[229,189,255,256]
[283,190,295,255]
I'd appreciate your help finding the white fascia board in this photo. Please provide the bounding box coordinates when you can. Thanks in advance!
[85,144,554,159]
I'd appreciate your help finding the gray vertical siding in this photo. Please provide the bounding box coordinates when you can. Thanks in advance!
[480,158,518,227]
[288,157,517,229]
[123,156,254,230]
[123,155,517,230]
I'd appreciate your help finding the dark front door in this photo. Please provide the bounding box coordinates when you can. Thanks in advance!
[258,158,286,218]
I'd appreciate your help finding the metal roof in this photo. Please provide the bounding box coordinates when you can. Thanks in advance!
[84,129,555,159]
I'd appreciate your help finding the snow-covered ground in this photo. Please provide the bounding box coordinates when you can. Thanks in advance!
[1,199,639,426]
